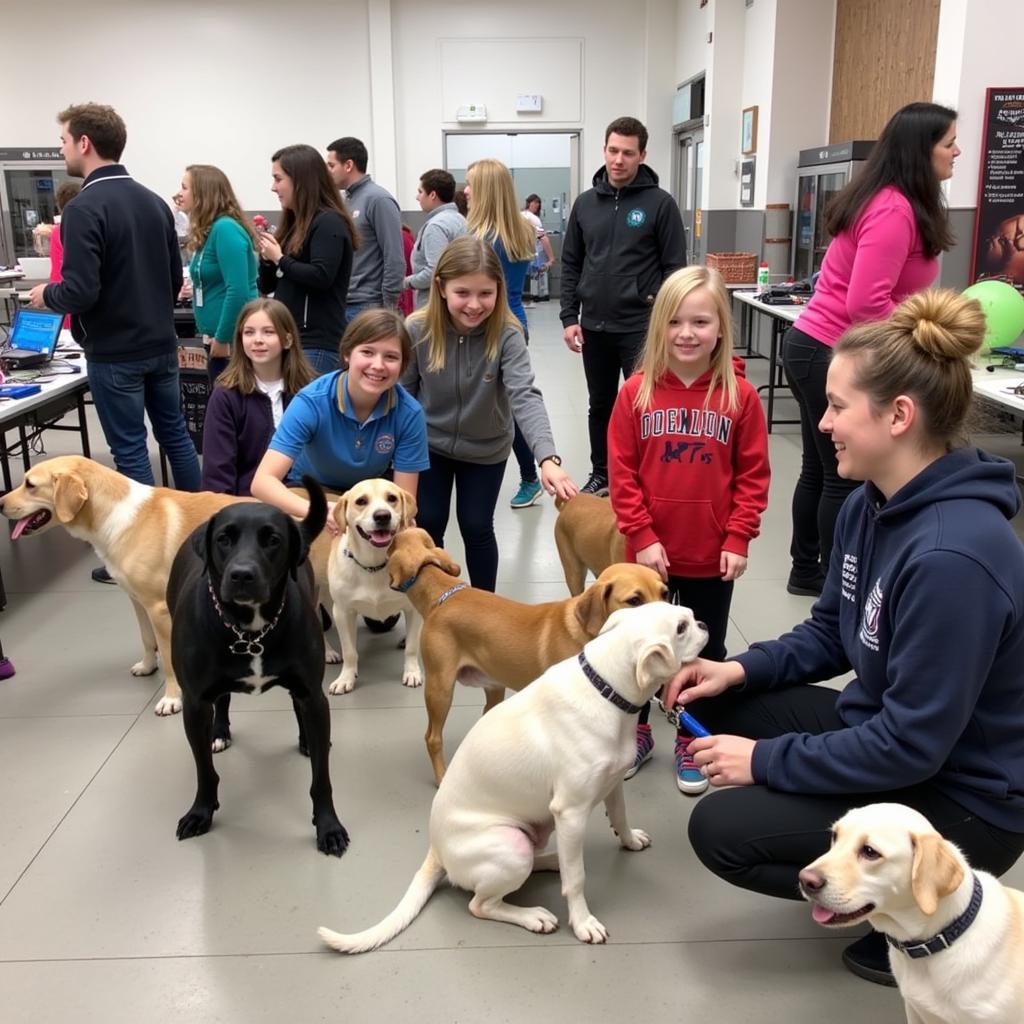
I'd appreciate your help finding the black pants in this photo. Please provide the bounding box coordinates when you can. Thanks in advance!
[415,450,507,592]
[511,327,537,483]
[638,575,733,727]
[581,328,647,478]
[781,327,858,583]
[687,685,1024,900]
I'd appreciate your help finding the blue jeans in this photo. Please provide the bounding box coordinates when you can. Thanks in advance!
[88,352,201,491]
[304,347,340,377]
[415,451,507,592]
[345,303,374,324]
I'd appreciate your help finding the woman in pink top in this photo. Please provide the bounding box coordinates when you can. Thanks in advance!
[48,180,81,330]
[782,102,960,596]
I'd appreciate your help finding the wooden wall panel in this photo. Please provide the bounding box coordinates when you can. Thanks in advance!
[830,0,940,143]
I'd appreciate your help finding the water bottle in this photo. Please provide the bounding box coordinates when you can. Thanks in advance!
[757,261,770,295]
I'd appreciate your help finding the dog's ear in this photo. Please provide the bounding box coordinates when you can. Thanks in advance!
[398,487,417,528]
[202,515,219,576]
[910,832,964,916]
[575,581,614,637]
[332,492,349,535]
[426,550,461,578]
[635,640,676,694]
[52,472,88,523]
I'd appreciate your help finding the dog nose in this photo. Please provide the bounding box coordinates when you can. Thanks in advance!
[372,510,392,525]
[229,565,256,585]
[798,868,826,892]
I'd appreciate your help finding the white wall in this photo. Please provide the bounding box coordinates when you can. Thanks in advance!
[675,0,712,87]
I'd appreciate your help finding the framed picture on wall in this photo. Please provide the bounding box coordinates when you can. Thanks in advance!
[741,106,758,155]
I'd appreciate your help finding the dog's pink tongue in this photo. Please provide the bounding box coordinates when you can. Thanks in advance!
[10,517,30,540]
[370,530,392,545]
[811,905,837,925]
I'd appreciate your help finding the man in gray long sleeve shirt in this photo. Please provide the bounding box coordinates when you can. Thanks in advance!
[326,136,405,318]
[404,169,467,308]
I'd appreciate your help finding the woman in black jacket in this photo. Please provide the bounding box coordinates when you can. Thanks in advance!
[257,144,359,375]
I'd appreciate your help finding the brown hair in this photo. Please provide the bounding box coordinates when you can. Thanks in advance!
[605,116,648,152]
[834,288,986,449]
[184,164,256,254]
[57,103,127,161]
[270,144,359,257]
[55,181,81,213]
[419,169,456,204]
[340,308,414,376]
[217,298,314,395]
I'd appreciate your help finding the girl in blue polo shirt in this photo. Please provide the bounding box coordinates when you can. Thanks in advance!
[251,309,429,534]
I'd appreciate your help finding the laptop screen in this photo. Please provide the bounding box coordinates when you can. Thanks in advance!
[9,309,63,355]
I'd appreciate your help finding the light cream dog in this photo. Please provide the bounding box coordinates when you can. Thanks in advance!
[326,479,420,694]
[553,493,626,595]
[800,803,1024,1024]
[318,601,707,953]
[386,528,668,784]
[0,456,331,716]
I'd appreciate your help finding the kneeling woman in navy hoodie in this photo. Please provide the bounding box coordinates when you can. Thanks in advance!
[663,288,1024,985]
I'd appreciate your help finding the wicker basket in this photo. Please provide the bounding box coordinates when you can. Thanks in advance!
[705,252,757,285]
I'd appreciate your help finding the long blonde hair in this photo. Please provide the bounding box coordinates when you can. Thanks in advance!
[184,164,256,254]
[466,159,536,262]
[835,288,986,450]
[217,298,314,395]
[407,235,521,372]
[634,266,739,412]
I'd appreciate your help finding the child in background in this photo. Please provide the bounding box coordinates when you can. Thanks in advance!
[608,265,770,793]
[403,235,577,591]
[201,298,314,495]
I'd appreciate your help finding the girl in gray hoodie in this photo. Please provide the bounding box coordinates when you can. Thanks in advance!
[402,235,577,590]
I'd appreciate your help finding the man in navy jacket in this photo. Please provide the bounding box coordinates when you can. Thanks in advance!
[29,104,200,514]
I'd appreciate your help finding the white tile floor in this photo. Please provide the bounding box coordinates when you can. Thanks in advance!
[1,302,1022,1023]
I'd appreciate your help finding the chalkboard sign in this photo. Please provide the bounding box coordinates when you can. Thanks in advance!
[179,371,209,453]
[970,88,1024,291]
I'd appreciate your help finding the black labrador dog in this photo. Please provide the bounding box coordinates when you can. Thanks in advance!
[166,478,348,856]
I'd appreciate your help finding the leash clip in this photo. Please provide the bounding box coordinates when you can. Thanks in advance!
[652,695,681,728]
[230,638,264,657]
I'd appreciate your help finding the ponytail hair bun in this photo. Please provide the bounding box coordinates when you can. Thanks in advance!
[889,289,986,362]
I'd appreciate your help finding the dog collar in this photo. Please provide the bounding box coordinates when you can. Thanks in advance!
[886,874,983,959]
[394,573,418,593]
[208,580,286,657]
[344,548,387,573]
[435,582,469,606]
[578,652,645,715]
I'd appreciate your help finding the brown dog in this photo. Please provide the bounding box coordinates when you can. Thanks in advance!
[554,493,626,596]
[386,527,667,784]
[0,456,331,716]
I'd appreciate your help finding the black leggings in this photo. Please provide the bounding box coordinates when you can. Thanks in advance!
[781,327,858,582]
[415,450,507,592]
[687,684,1024,900]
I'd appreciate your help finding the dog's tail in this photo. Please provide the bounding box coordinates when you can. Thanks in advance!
[318,848,445,954]
[300,476,328,545]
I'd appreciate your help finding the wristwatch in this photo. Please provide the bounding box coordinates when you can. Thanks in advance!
[540,455,562,467]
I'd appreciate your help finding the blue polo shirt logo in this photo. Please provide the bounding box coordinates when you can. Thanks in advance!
[375,434,395,454]
[626,208,646,228]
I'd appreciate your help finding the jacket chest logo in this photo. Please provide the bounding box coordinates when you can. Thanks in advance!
[625,208,647,228]
[859,578,883,652]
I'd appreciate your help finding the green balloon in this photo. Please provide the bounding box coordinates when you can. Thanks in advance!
[962,280,1024,349]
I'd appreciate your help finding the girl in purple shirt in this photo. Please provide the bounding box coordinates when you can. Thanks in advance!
[782,102,960,597]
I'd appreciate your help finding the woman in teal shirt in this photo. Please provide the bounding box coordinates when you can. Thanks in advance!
[176,164,259,381]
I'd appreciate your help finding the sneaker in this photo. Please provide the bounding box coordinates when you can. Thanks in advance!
[0,657,15,680]
[786,574,825,597]
[580,473,609,496]
[510,479,543,509]
[364,614,400,634]
[624,724,654,780]
[841,931,897,987]
[675,733,709,794]
[91,566,116,585]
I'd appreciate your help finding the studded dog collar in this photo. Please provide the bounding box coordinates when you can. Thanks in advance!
[577,651,646,715]
[344,547,387,573]
[886,875,984,959]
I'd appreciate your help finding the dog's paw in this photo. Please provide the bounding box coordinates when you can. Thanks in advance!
[315,817,350,858]
[620,828,651,851]
[572,914,609,944]
[402,666,423,688]
[211,736,232,754]
[522,906,559,933]
[176,804,216,840]
[324,644,342,665]
[130,654,158,676]
[328,670,357,695]
[154,696,182,716]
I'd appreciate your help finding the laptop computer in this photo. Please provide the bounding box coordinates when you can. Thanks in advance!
[4,308,63,368]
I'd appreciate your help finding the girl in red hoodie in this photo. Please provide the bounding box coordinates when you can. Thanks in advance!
[608,265,770,794]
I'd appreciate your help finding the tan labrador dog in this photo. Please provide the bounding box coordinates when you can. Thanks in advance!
[800,803,1024,1024]
[554,493,626,595]
[386,527,668,784]
[318,601,708,953]
[326,479,420,695]
[0,456,331,716]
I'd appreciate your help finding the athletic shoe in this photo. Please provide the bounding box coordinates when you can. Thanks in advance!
[364,614,400,634]
[510,479,543,509]
[675,733,709,794]
[91,566,116,585]
[0,657,15,680]
[841,932,897,987]
[580,473,609,496]
[624,723,654,780]
[786,573,825,597]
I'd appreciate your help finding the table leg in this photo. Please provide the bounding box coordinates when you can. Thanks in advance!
[77,388,91,457]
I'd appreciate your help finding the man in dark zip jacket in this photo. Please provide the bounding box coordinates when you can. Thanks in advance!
[29,103,201,513]
[560,116,687,494]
